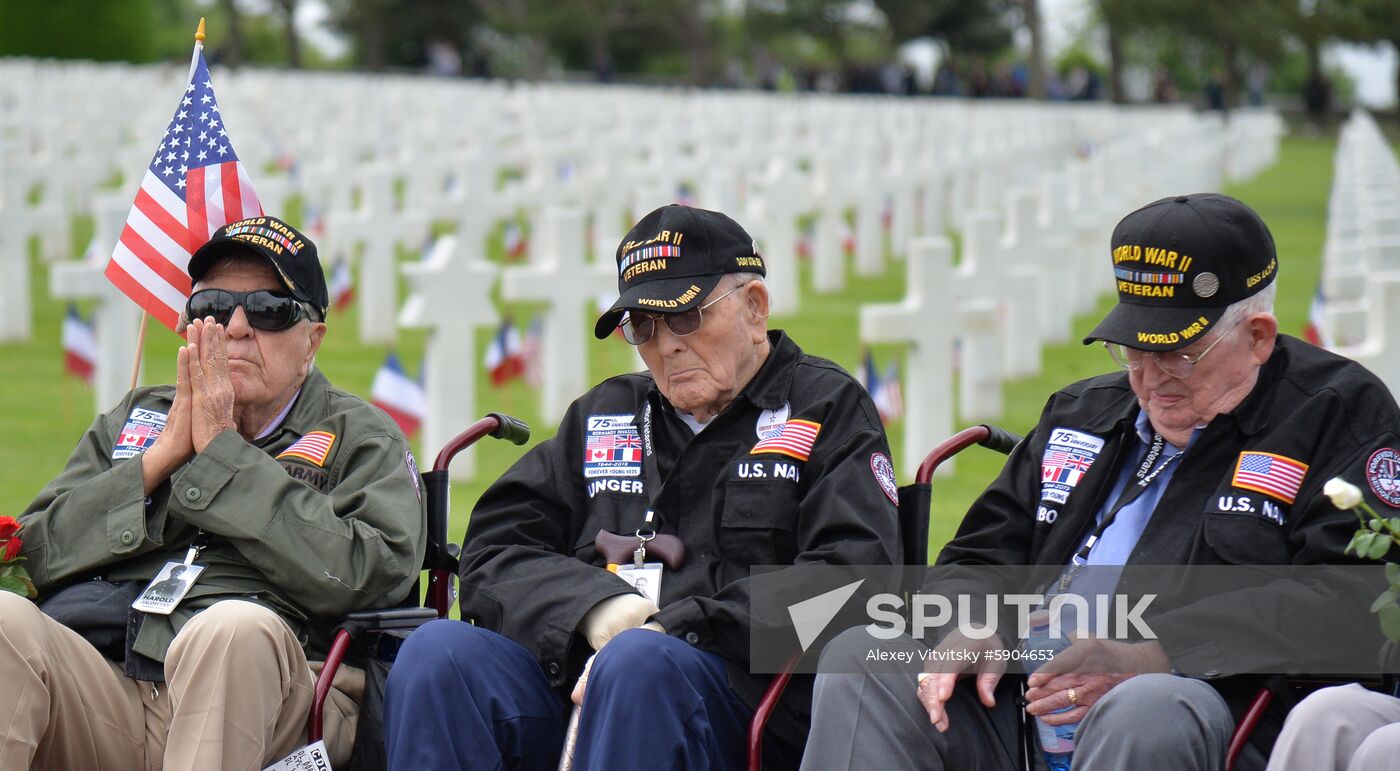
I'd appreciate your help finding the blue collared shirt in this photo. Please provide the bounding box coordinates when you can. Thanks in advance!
[1059,411,1199,599]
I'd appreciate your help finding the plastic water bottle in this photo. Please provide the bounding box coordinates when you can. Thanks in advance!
[1022,610,1077,771]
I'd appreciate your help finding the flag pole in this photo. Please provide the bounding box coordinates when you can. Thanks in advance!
[128,313,148,391]
[127,18,206,393]
[191,17,206,76]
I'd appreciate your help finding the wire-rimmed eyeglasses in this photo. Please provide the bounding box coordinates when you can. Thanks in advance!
[1104,317,1242,379]
[618,282,746,346]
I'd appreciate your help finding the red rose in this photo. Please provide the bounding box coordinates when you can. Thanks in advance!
[2,535,20,561]
[0,516,18,540]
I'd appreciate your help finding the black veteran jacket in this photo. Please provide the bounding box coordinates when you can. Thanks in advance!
[458,331,902,754]
[938,335,1400,755]
[19,367,427,672]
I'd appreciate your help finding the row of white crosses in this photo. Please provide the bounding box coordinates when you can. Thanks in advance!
[1317,110,1400,396]
[0,58,1284,480]
[861,109,1269,478]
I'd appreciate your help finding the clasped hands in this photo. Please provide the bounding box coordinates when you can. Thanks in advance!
[916,628,1172,732]
[141,317,238,494]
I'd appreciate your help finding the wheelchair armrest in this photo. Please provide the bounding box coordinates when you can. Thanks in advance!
[339,607,439,636]
[311,607,441,741]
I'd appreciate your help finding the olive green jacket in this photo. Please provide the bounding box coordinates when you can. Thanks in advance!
[19,367,426,662]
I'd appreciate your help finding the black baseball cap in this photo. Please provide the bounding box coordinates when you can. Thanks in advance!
[1084,193,1277,352]
[188,215,329,319]
[593,204,766,339]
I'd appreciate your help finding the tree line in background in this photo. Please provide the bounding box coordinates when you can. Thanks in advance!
[1,0,1397,113]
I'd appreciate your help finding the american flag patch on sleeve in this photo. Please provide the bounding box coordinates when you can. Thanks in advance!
[1231,451,1309,504]
[277,431,337,467]
[750,420,822,462]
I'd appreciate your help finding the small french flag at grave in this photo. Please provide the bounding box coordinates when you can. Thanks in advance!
[371,352,426,436]
[62,305,97,385]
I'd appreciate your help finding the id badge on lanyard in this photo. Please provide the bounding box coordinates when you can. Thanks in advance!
[132,534,207,615]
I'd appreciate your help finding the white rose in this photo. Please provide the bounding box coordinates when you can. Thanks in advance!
[1324,477,1364,510]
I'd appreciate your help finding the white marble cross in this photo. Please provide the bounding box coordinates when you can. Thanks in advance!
[747,159,802,317]
[501,206,616,424]
[812,197,847,294]
[326,165,427,344]
[0,154,72,341]
[1335,276,1400,398]
[399,233,499,481]
[852,145,885,277]
[998,190,1047,379]
[952,211,1007,420]
[49,193,143,414]
[860,236,954,480]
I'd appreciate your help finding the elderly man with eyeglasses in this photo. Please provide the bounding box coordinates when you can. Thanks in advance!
[799,193,1400,771]
[2,216,426,770]
[382,204,901,770]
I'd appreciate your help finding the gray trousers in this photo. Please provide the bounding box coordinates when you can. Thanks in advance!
[1266,684,1400,771]
[799,628,1244,771]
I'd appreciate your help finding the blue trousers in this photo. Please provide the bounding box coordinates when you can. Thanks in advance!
[384,621,754,770]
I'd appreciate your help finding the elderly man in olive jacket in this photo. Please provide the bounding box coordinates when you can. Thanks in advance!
[0,216,425,771]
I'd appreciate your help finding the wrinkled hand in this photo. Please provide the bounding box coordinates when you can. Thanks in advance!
[308,660,367,702]
[1023,638,1171,726]
[141,345,196,494]
[916,628,1008,732]
[186,317,237,453]
[581,593,660,651]
[571,652,596,707]
[570,621,665,706]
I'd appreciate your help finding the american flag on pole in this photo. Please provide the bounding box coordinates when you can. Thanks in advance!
[751,419,822,462]
[104,39,261,330]
[1231,451,1309,504]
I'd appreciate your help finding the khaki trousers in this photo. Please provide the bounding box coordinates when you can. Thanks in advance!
[0,593,357,771]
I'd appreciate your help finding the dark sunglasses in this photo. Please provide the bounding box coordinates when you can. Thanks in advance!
[185,288,314,332]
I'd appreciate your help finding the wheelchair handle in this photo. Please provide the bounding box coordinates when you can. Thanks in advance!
[433,413,532,471]
[977,424,1022,456]
[915,424,1023,484]
[488,412,532,446]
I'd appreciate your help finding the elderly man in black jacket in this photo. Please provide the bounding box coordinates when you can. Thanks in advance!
[382,205,901,770]
[800,193,1400,771]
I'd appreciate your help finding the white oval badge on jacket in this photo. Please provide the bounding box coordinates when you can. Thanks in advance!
[756,402,791,441]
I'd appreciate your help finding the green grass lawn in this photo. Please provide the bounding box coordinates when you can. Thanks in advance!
[0,136,1336,568]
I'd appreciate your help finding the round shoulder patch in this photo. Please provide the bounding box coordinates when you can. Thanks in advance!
[1367,448,1400,508]
[871,453,899,505]
[405,450,423,502]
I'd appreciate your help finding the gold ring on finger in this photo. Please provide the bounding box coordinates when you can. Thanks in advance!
[1066,687,1078,706]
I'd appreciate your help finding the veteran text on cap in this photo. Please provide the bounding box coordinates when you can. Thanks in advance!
[1084,193,1277,352]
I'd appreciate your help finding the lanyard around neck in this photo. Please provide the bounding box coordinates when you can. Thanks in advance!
[1059,432,1182,591]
